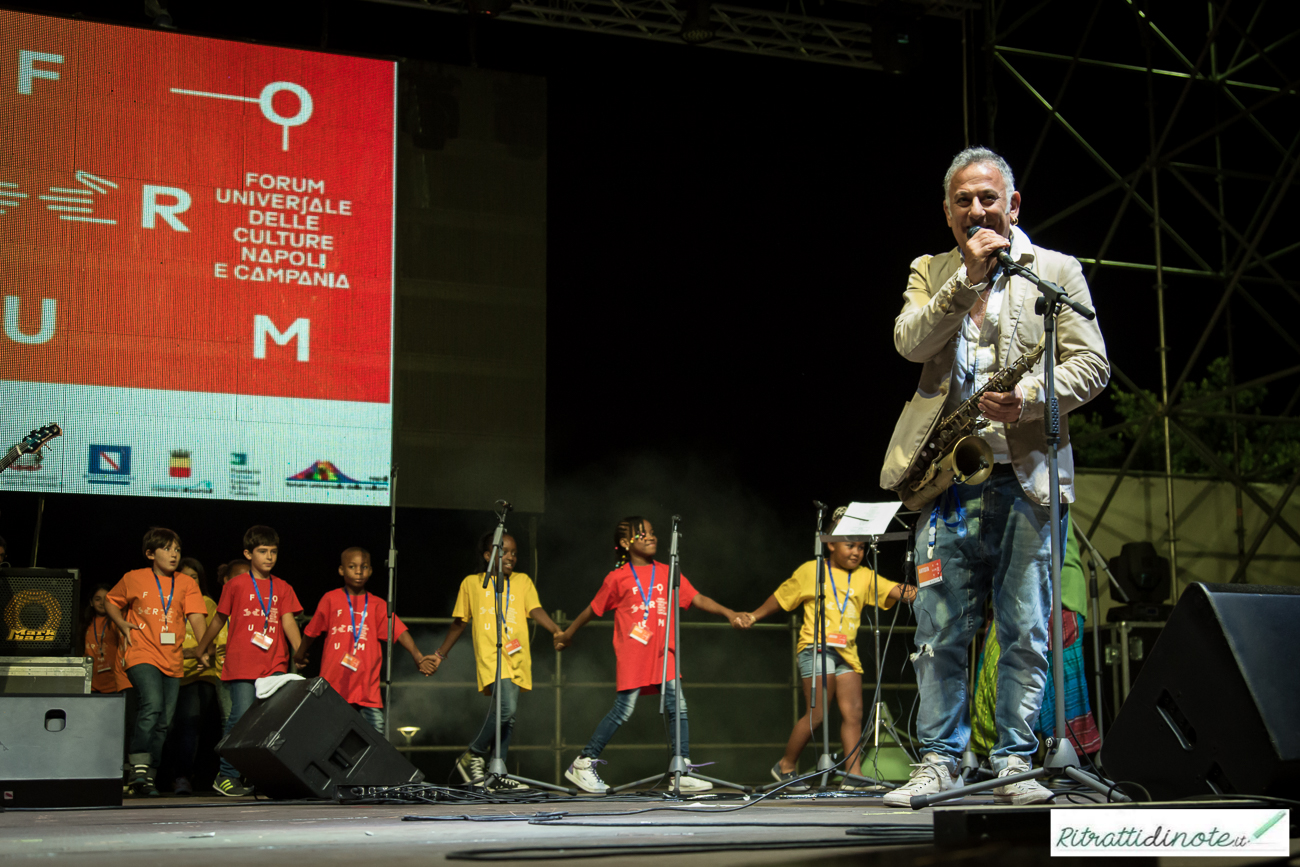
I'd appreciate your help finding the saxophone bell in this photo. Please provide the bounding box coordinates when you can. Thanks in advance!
[947,435,995,486]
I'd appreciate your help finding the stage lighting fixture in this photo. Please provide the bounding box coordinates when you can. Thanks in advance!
[143,0,176,29]
[679,0,717,44]
[466,0,514,16]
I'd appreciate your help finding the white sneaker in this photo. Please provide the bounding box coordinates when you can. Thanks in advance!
[882,752,959,807]
[992,755,1052,805]
[455,751,486,785]
[675,774,713,793]
[565,756,609,794]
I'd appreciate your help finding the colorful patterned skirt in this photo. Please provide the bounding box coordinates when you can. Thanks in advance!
[971,609,1102,756]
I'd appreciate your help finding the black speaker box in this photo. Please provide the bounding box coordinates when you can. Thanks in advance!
[1101,583,1300,800]
[216,676,424,799]
[0,693,124,807]
[0,568,81,656]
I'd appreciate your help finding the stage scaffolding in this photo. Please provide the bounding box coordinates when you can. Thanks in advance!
[973,0,1300,593]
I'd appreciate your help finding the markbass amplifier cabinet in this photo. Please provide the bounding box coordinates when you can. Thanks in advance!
[0,568,81,657]
[217,676,424,799]
[0,693,125,807]
[1102,583,1300,800]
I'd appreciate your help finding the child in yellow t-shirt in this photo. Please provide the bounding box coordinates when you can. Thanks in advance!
[742,528,915,787]
[430,532,562,789]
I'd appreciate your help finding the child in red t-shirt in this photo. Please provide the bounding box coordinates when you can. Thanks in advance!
[105,528,209,796]
[554,516,748,794]
[194,525,303,797]
[294,547,436,732]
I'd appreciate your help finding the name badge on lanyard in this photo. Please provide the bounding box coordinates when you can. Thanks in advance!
[824,567,853,649]
[343,590,369,670]
[153,570,177,646]
[251,575,276,650]
[628,563,655,645]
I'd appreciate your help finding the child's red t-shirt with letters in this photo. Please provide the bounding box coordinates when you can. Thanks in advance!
[304,588,406,708]
[590,561,698,693]
[217,573,302,681]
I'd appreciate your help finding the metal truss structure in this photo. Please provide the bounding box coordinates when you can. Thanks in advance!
[367,0,978,69]
[978,0,1300,589]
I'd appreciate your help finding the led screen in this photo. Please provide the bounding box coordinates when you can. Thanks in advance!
[0,10,395,504]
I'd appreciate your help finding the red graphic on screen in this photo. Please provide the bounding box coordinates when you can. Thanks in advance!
[0,11,394,403]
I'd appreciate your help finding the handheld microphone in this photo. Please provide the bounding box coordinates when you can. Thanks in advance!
[495,499,513,512]
[966,224,1014,279]
[812,500,827,510]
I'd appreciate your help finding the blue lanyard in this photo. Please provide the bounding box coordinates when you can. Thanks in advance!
[927,490,967,559]
[628,563,654,622]
[250,574,273,631]
[827,566,854,617]
[152,570,174,620]
[497,576,512,630]
[93,615,106,650]
[348,591,368,650]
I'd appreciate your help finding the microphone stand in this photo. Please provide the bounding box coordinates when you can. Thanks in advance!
[481,500,573,795]
[612,516,752,796]
[910,256,1127,807]
[382,466,398,740]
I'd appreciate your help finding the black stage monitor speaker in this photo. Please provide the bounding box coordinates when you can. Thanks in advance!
[0,693,125,807]
[1101,583,1300,800]
[0,568,81,656]
[217,676,424,799]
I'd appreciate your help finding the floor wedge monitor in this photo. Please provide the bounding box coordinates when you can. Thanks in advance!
[1101,582,1300,800]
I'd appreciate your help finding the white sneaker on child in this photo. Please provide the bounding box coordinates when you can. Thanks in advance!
[489,776,531,792]
[675,774,713,793]
[881,752,960,807]
[991,755,1053,805]
[565,756,609,794]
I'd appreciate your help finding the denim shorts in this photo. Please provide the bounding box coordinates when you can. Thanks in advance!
[797,646,854,679]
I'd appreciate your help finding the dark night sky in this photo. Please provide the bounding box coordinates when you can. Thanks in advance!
[2,0,1280,623]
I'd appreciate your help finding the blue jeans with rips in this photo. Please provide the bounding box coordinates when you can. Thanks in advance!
[467,679,521,759]
[911,467,1065,772]
[581,681,688,760]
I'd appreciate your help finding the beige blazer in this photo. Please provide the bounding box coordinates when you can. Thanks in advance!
[880,227,1110,506]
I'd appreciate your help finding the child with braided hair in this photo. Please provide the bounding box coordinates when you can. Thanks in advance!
[554,516,749,793]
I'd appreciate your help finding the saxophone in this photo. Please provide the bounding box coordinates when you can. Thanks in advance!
[896,335,1048,510]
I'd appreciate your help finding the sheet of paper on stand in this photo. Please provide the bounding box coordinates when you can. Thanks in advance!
[820,501,903,541]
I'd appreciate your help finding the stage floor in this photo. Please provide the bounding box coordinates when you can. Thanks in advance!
[1,789,1290,865]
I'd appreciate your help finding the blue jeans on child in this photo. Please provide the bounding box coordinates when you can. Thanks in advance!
[581,681,688,759]
[352,704,384,734]
[217,675,292,780]
[468,679,520,758]
[168,679,220,779]
[126,663,180,770]
[910,467,1064,771]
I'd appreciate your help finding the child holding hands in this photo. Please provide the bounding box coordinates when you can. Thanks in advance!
[554,516,748,794]
[295,547,437,733]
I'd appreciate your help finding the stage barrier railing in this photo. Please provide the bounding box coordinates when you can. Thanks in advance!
[390,614,920,785]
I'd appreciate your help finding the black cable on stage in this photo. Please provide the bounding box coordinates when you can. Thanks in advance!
[443,827,935,861]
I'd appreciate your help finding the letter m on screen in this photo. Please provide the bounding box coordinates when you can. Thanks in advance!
[253,315,310,362]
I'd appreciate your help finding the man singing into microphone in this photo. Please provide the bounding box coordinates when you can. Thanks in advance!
[880,147,1109,806]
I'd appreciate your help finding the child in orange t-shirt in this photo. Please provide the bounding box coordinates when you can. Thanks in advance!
[106,527,208,797]
[83,585,122,695]
[194,525,304,797]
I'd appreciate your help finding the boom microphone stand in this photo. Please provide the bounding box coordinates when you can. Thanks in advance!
[382,466,398,740]
[481,500,572,795]
[613,516,752,796]
[911,257,1127,807]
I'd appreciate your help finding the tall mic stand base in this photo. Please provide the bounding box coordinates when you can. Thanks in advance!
[907,739,1130,809]
[611,755,754,796]
[484,757,576,795]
